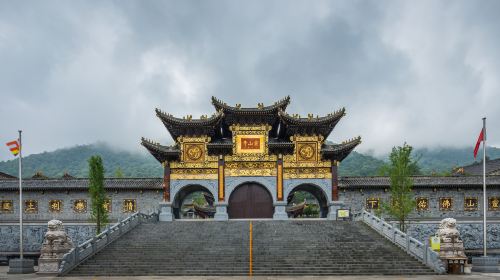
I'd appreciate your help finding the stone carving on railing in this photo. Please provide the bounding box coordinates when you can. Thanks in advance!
[58,211,159,276]
[436,218,467,273]
[38,220,74,275]
[354,210,446,274]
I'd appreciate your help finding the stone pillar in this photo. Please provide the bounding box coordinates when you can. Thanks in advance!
[327,201,345,220]
[214,202,228,221]
[273,202,288,220]
[159,202,173,222]
[37,220,74,275]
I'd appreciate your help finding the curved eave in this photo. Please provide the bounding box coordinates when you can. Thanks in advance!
[207,140,232,156]
[269,140,294,155]
[141,138,180,163]
[211,96,290,114]
[156,109,224,127]
[279,108,345,126]
[321,137,361,162]
[339,176,500,189]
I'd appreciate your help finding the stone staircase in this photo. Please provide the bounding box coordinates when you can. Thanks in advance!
[68,220,436,276]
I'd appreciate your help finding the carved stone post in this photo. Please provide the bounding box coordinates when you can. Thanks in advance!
[37,220,74,275]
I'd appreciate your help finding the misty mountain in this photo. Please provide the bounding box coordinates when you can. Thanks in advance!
[0,143,498,178]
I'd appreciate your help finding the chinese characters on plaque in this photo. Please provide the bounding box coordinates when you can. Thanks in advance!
[440,197,453,211]
[123,199,136,213]
[103,199,112,213]
[464,197,478,211]
[365,198,379,210]
[73,199,87,213]
[24,200,38,214]
[240,138,260,150]
[416,197,429,211]
[1,200,13,213]
[49,200,63,213]
[489,197,500,211]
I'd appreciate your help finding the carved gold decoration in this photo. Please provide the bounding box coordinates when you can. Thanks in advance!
[73,199,87,213]
[416,197,429,211]
[49,200,63,213]
[225,162,276,169]
[1,200,13,213]
[230,124,271,156]
[123,199,136,213]
[184,144,204,161]
[277,161,283,201]
[218,163,224,201]
[297,142,317,161]
[25,200,38,214]
[440,197,453,211]
[226,168,276,177]
[170,161,218,169]
[283,168,332,179]
[170,168,218,180]
[464,197,478,211]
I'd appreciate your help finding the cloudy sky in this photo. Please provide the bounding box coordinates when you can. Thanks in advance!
[1,1,499,161]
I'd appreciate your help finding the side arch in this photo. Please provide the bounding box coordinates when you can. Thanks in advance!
[286,183,329,218]
[171,184,216,219]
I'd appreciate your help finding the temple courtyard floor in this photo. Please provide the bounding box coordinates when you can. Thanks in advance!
[2,266,500,280]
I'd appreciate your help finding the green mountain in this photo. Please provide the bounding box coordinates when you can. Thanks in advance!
[0,143,498,178]
[0,143,163,178]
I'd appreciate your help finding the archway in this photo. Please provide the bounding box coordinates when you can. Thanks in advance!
[173,185,215,219]
[287,184,329,218]
[228,182,273,219]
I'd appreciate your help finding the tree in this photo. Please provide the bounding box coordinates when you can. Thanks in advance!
[88,155,108,234]
[381,143,419,232]
[114,166,124,178]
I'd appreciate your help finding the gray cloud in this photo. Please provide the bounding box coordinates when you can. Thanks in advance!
[1,0,499,160]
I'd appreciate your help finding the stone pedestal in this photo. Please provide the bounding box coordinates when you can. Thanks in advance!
[159,202,173,221]
[472,256,499,272]
[214,203,228,221]
[327,201,345,220]
[8,258,34,274]
[273,202,288,220]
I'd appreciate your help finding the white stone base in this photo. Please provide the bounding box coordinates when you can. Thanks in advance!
[273,203,288,220]
[327,201,345,220]
[159,202,173,222]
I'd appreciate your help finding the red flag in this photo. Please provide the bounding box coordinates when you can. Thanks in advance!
[474,129,484,159]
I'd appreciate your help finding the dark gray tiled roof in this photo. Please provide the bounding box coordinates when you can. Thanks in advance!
[339,175,500,188]
[458,158,500,175]
[0,172,16,179]
[0,178,162,191]
[1,176,499,191]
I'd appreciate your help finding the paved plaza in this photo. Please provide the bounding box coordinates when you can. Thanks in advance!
[1,267,500,280]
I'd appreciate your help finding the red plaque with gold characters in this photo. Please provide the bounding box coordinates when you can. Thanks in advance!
[489,197,500,211]
[416,197,429,211]
[24,200,38,214]
[464,197,478,211]
[1,200,13,213]
[73,199,87,213]
[439,197,453,211]
[366,198,379,210]
[241,138,260,150]
[123,199,136,213]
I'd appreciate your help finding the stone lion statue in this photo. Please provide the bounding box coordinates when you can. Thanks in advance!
[437,218,462,243]
[40,219,74,259]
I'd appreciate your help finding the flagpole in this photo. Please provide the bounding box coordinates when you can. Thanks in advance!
[482,118,487,257]
[17,130,23,260]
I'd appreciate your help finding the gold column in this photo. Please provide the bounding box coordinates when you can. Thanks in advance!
[277,154,283,201]
[218,155,225,201]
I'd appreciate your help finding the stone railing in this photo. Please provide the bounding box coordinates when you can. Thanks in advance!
[354,210,446,274]
[58,211,158,275]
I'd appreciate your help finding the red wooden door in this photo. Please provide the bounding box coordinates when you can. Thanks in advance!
[228,183,273,219]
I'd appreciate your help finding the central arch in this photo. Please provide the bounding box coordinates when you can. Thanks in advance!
[228,182,273,219]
